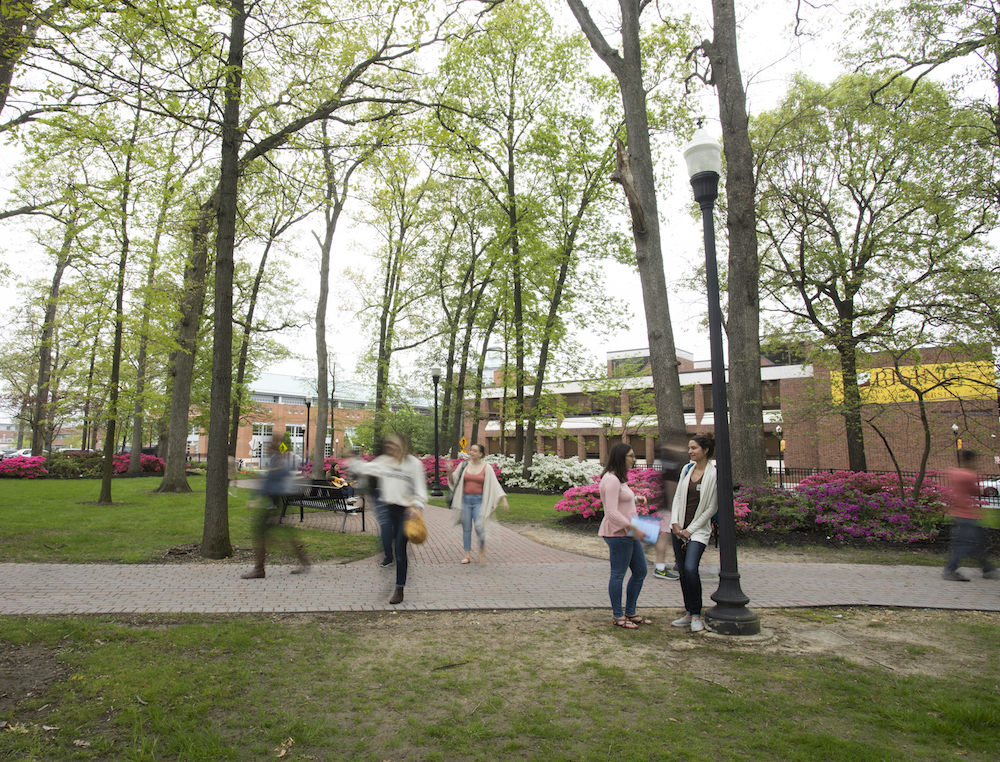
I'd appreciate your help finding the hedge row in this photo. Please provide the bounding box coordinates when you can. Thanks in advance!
[0,452,165,479]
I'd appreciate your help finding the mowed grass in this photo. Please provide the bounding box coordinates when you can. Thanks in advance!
[0,476,378,564]
[429,492,564,526]
[0,610,997,761]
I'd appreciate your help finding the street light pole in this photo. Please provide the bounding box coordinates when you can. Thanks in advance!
[305,396,312,466]
[684,125,760,636]
[431,367,443,497]
[775,425,784,490]
[952,423,961,467]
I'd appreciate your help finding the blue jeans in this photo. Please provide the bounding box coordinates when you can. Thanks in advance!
[672,535,707,616]
[462,493,485,552]
[382,503,410,587]
[603,536,647,618]
[945,517,996,573]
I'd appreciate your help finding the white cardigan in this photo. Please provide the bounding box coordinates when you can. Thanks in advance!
[448,462,507,538]
[669,460,718,546]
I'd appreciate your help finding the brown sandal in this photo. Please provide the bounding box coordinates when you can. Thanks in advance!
[613,616,639,629]
[627,615,651,625]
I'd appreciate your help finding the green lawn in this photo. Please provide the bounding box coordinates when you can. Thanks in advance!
[428,492,564,525]
[0,476,378,564]
[0,609,996,761]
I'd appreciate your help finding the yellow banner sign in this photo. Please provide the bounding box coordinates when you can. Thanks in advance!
[830,361,996,405]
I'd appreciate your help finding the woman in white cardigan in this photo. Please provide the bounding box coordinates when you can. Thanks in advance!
[449,444,509,563]
[669,433,718,632]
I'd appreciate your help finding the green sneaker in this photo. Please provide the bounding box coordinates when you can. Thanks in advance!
[653,567,679,580]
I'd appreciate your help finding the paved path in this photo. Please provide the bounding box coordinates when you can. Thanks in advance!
[1,504,997,615]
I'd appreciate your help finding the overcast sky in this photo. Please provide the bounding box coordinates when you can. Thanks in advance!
[0,0,850,398]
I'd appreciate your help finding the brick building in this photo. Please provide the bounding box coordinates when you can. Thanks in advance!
[186,373,381,468]
[465,346,1000,473]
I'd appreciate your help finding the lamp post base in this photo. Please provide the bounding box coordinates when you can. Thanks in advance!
[430,488,443,497]
[704,604,761,636]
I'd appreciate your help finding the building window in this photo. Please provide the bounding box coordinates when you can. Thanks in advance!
[762,380,781,410]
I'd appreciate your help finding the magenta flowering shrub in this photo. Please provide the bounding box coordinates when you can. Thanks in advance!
[111,454,165,475]
[416,455,501,487]
[0,456,48,479]
[554,468,664,519]
[735,471,948,543]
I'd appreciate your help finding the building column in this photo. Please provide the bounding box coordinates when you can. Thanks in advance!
[645,435,655,462]
[556,436,565,458]
[599,433,608,464]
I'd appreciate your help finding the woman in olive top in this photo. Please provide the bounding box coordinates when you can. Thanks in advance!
[669,433,718,633]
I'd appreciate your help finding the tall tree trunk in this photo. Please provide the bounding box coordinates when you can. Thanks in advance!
[310,134,367,477]
[98,191,134,501]
[32,215,77,456]
[98,83,144,504]
[155,210,211,493]
[229,238,273,456]
[128,180,174,475]
[469,309,498,447]
[567,0,686,440]
[838,343,867,472]
[202,0,246,559]
[703,0,765,488]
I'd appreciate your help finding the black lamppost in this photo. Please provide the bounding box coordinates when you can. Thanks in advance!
[684,125,760,636]
[775,425,784,490]
[431,366,443,497]
[952,423,961,467]
[305,396,312,465]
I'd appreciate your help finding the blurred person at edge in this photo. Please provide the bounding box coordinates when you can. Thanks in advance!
[651,431,690,581]
[240,441,310,579]
[598,442,651,630]
[350,434,427,604]
[942,450,999,582]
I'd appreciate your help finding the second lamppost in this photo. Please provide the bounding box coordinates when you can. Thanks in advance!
[684,124,760,636]
[431,367,443,497]
[775,425,784,489]
[304,396,312,466]
[952,423,961,467]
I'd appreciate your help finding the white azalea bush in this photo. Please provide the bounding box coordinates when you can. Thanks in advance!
[484,454,602,492]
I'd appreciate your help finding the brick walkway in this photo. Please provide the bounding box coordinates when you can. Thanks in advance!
[1,503,997,615]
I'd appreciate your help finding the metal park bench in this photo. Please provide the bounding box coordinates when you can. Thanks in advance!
[280,482,366,533]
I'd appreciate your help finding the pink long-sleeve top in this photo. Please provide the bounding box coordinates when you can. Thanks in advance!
[598,472,637,537]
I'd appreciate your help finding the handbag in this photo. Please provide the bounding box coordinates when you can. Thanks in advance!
[445,461,468,505]
[404,510,428,544]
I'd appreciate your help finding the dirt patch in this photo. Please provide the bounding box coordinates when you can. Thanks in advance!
[0,643,70,717]
[257,607,998,681]
[149,542,256,565]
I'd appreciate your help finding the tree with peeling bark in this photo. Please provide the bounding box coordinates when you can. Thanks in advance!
[686,0,766,487]
[565,0,690,442]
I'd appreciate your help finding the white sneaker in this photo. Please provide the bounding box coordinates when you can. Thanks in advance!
[671,615,692,627]
[690,618,704,632]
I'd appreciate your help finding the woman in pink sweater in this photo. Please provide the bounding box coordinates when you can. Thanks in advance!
[598,442,649,629]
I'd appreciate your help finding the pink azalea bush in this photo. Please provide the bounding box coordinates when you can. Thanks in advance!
[735,470,948,543]
[554,467,948,543]
[554,468,664,519]
[0,456,48,479]
[111,454,165,475]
